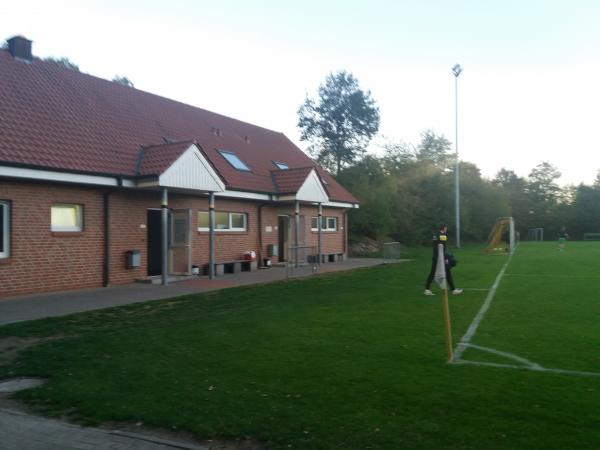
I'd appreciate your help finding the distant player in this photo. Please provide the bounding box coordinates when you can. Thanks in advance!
[558,227,569,251]
[424,223,462,296]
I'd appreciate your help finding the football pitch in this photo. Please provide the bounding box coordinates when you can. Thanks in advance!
[454,241,600,377]
[1,241,600,449]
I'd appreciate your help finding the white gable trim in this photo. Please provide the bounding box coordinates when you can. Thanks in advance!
[158,144,225,192]
[295,169,329,203]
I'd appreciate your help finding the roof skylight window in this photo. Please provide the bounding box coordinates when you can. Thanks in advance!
[218,150,251,171]
[274,161,289,170]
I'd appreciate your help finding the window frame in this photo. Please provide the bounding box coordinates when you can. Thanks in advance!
[273,161,289,170]
[218,149,251,172]
[310,216,337,232]
[198,211,248,232]
[51,203,84,232]
[0,201,10,259]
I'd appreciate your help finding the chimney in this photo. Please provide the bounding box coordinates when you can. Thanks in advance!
[7,35,33,61]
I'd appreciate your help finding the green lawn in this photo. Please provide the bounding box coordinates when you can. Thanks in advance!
[2,242,600,449]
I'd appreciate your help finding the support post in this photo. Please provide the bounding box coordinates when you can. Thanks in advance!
[161,187,169,286]
[209,192,216,279]
[454,73,461,248]
[317,203,322,265]
[294,200,300,268]
[102,191,110,287]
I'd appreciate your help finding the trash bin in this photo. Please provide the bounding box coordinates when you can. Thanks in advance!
[125,250,140,268]
[263,258,272,268]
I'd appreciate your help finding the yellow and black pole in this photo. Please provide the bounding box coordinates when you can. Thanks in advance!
[435,243,453,361]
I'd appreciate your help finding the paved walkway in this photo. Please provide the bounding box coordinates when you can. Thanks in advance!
[0,407,209,450]
[0,258,394,325]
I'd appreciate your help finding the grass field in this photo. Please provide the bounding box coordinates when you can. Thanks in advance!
[1,242,600,449]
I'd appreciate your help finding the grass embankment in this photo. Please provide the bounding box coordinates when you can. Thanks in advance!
[1,243,600,449]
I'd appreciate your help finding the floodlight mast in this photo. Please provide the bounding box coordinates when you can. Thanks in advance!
[452,64,462,248]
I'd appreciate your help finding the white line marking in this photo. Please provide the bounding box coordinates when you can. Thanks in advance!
[460,343,543,369]
[452,249,515,361]
[505,273,600,279]
[452,359,600,378]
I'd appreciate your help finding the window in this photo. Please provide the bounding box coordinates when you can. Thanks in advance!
[274,161,289,170]
[215,212,229,229]
[51,204,83,232]
[231,213,246,229]
[198,211,209,229]
[0,201,9,258]
[218,150,251,171]
[198,211,247,232]
[311,216,337,231]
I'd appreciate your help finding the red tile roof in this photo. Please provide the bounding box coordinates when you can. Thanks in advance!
[0,49,358,203]
[271,167,314,194]
[137,140,194,177]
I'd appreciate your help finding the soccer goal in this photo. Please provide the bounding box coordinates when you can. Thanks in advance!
[527,228,544,241]
[483,217,516,254]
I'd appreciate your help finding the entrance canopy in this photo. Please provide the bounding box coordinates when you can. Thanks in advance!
[272,167,329,204]
[136,141,225,192]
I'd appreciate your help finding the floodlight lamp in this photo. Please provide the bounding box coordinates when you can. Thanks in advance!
[452,64,462,77]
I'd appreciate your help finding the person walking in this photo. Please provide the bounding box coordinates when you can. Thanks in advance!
[424,223,462,295]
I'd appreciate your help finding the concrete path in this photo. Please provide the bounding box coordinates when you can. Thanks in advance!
[0,407,208,450]
[0,258,395,325]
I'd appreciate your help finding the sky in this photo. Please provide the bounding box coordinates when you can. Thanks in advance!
[2,0,600,185]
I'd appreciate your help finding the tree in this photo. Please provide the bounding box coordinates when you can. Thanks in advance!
[112,75,134,87]
[298,71,380,175]
[43,56,79,71]
[337,156,394,239]
[415,129,453,168]
[569,184,600,238]
[527,161,562,204]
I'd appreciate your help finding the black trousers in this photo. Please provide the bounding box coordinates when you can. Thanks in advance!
[425,258,455,290]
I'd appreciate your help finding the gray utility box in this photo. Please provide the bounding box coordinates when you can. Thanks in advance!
[125,250,141,268]
[267,244,278,257]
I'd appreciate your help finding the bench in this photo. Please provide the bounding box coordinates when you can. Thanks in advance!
[583,233,600,240]
[320,253,345,263]
[204,259,258,276]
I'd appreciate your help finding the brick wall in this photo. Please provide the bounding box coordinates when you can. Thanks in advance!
[0,180,349,298]
[258,205,347,262]
[0,180,104,297]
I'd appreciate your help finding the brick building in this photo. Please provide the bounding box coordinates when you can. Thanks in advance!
[0,36,358,298]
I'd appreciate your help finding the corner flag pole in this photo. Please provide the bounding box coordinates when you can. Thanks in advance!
[435,244,453,361]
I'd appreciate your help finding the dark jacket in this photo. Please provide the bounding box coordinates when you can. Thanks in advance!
[432,230,448,259]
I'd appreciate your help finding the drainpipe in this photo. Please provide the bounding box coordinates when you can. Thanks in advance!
[344,210,348,260]
[258,203,265,267]
[294,200,300,268]
[317,203,322,265]
[161,187,169,286]
[209,192,215,279]
[102,191,111,287]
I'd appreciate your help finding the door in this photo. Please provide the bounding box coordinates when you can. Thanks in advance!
[147,209,162,276]
[169,209,192,275]
[278,215,290,262]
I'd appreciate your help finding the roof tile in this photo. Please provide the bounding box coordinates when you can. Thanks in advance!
[0,49,357,203]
